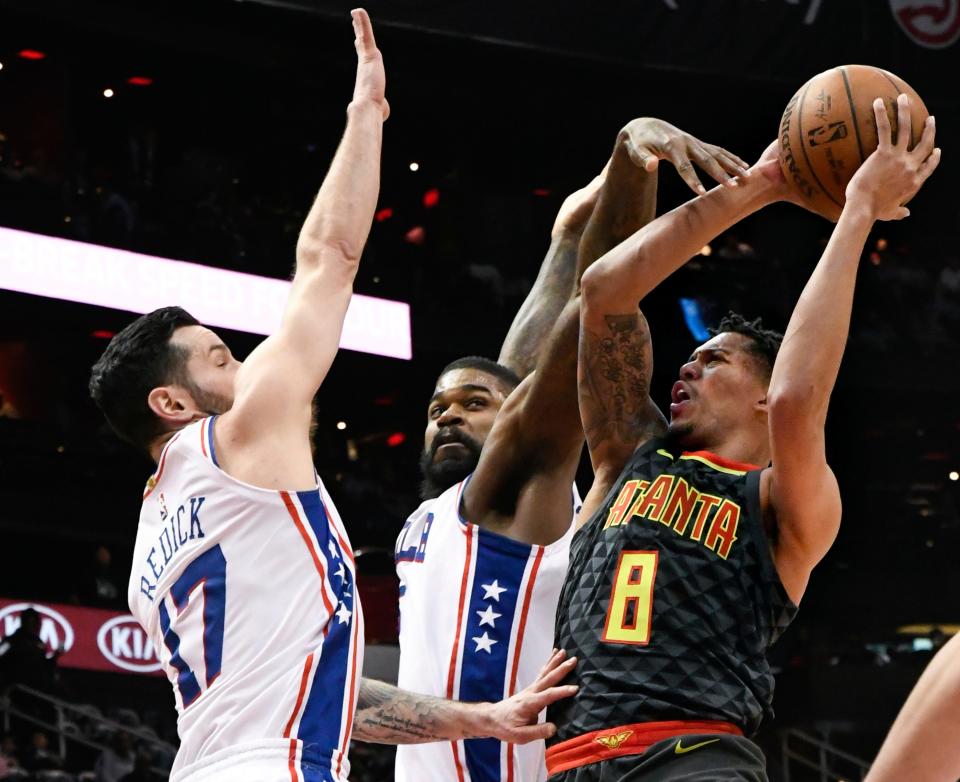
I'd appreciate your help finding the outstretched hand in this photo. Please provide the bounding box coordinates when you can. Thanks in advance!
[484,649,578,744]
[351,8,389,119]
[619,118,749,195]
[845,94,939,221]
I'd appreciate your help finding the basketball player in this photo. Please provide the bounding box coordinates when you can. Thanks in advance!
[89,12,578,782]
[396,121,748,782]
[865,631,960,782]
[547,94,939,780]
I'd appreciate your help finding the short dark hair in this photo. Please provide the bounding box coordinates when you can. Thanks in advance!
[711,312,783,380]
[89,307,200,451]
[439,356,521,392]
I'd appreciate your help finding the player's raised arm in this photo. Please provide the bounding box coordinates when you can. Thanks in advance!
[467,120,744,545]
[575,134,772,522]
[497,119,746,380]
[497,176,604,379]
[352,650,577,745]
[221,10,387,465]
[763,95,939,603]
[865,632,960,782]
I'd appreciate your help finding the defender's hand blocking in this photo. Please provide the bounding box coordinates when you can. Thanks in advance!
[845,94,940,222]
[351,9,389,119]
[619,118,749,195]
[483,649,578,744]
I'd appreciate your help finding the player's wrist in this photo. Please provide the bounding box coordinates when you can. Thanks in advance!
[840,189,881,224]
[463,701,497,739]
[347,96,388,119]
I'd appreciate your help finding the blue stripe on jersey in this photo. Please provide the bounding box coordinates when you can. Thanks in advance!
[459,527,533,782]
[207,416,220,467]
[300,760,336,782]
[294,489,354,757]
[158,600,201,707]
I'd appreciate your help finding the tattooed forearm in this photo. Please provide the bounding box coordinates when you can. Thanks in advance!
[579,312,654,460]
[499,233,580,378]
[352,678,482,745]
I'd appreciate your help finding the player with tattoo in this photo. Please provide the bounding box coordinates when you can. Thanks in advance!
[547,95,939,780]
[394,120,748,782]
[91,14,579,780]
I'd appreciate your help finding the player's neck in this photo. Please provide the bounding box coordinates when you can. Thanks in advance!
[148,431,178,464]
[682,429,769,470]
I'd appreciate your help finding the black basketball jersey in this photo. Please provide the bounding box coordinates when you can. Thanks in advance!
[549,438,797,742]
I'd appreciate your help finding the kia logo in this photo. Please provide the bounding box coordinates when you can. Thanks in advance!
[890,0,960,48]
[0,603,75,654]
[96,616,162,673]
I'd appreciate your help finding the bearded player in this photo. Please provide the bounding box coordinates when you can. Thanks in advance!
[393,121,749,782]
[547,95,939,780]
[89,13,581,782]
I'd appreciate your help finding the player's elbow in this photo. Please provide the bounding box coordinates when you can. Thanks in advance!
[296,235,364,270]
[767,384,828,428]
[580,261,618,305]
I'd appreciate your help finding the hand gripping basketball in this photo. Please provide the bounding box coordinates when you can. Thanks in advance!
[351,8,389,120]
[844,95,940,222]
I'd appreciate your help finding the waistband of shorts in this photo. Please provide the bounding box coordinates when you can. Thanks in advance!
[546,720,743,776]
[171,739,342,782]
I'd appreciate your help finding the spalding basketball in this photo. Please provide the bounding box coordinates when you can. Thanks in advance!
[778,65,928,220]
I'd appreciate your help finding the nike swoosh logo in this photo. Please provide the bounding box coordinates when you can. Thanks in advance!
[674,738,721,755]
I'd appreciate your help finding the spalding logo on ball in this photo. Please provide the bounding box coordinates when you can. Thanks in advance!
[889,0,960,50]
[778,65,929,221]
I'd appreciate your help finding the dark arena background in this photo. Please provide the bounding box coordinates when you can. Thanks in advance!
[1,1,959,780]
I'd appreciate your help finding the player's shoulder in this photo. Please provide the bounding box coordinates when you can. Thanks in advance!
[141,419,209,500]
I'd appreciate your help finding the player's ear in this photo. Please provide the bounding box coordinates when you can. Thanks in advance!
[148,385,195,426]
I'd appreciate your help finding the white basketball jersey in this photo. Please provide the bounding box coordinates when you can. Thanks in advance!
[394,478,578,782]
[128,417,363,782]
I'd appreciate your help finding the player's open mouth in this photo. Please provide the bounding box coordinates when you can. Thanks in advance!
[671,381,692,404]
[435,442,468,458]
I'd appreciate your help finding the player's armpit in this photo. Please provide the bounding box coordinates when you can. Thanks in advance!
[761,455,841,605]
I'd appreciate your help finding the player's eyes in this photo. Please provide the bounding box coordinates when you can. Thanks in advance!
[429,406,443,418]
[466,399,485,408]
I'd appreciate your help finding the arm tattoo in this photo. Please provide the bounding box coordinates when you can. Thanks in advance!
[498,234,579,378]
[352,678,472,745]
[579,312,653,459]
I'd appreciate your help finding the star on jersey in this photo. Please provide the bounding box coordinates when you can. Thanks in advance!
[334,562,346,581]
[335,601,352,624]
[472,632,497,654]
[476,605,501,628]
[328,540,340,560]
[480,580,507,602]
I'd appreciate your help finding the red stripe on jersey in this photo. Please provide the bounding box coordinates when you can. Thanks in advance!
[445,523,474,782]
[280,492,336,619]
[284,653,314,738]
[505,545,544,782]
[286,739,299,782]
[284,653,314,782]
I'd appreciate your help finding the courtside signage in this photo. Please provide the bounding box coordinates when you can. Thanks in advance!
[0,598,163,676]
[0,226,412,360]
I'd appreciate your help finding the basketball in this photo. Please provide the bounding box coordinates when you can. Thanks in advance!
[777,64,929,220]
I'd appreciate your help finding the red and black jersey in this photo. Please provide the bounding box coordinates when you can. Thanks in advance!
[549,438,797,743]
